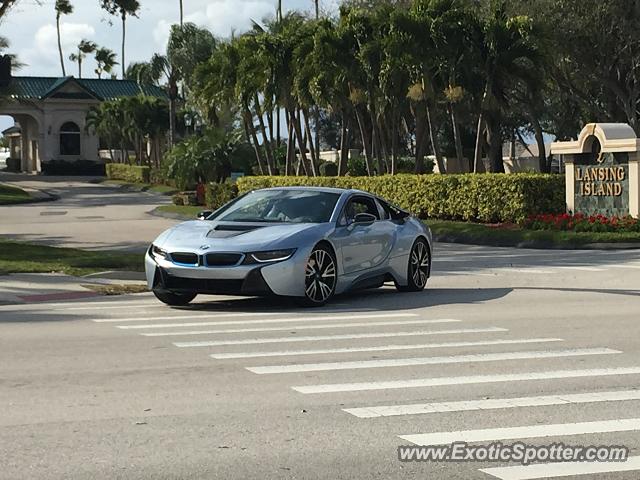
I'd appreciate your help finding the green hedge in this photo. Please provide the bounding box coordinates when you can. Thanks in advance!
[105,163,151,183]
[205,182,239,210]
[236,174,566,223]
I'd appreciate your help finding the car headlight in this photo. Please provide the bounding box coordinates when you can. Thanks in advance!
[245,249,296,264]
[151,244,168,260]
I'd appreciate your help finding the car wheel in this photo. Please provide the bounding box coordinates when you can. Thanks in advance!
[302,244,337,306]
[398,238,430,292]
[153,290,197,306]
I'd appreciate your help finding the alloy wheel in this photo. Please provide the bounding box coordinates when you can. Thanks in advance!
[305,247,336,304]
[410,240,430,289]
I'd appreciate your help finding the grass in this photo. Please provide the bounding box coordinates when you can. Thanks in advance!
[156,204,203,218]
[102,180,178,195]
[0,184,32,205]
[82,283,149,295]
[0,239,144,276]
[428,220,640,248]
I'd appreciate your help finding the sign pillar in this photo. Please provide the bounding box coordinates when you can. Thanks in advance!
[551,123,640,218]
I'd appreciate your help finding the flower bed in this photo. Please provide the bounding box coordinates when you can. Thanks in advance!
[523,213,640,232]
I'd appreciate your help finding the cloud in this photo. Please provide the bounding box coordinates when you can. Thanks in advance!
[20,22,96,75]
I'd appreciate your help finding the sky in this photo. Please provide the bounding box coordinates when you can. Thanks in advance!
[0,0,341,132]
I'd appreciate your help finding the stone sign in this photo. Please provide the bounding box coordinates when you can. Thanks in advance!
[551,123,640,218]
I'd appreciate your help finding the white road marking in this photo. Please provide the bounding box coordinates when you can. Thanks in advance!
[291,366,640,394]
[116,313,419,329]
[506,269,554,274]
[344,389,640,418]
[437,271,495,277]
[65,304,168,311]
[210,338,565,359]
[0,299,156,311]
[608,264,640,270]
[93,311,313,323]
[246,348,620,374]
[399,417,640,445]
[139,319,461,336]
[554,266,606,272]
[174,327,508,348]
[479,456,640,480]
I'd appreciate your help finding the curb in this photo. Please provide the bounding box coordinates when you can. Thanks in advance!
[0,182,59,204]
[432,233,640,251]
[101,181,178,196]
[82,270,146,281]
[147,206,192,221]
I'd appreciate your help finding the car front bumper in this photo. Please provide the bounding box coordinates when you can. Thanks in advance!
[145,248,309,297]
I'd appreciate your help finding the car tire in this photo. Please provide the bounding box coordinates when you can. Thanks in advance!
[397,237,430,292]
[153,290,197,306]
[300,244,337,307]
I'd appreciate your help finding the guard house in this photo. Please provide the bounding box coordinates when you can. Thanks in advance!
[551,123,640,218]
[0,76,167,173]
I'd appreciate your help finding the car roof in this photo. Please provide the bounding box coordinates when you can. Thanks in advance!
[257,186,370,196]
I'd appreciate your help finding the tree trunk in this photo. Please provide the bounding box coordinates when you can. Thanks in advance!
[531,117,548,173]
[473,85,489,173]
[179,0,183,27]
[285,114,294,176]
[56,15,66,76]
[243,111,265,175]
[391,108,398,175]
[276,106,281,148]
[354,106,374,176]
[449,104,464,168]
[303,109,319,176]
[291,109,312,176]
[338,110,350,176]
[253,94,274,175]
[425,103,445,174]
[486,117,504,173]
[121,13,126,79]
[411,104,427,173]
[78,55,82,78]
[168,89,177,148]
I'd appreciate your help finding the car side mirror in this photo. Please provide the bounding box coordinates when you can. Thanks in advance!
[197,210,213,220]
[353,212,377,226]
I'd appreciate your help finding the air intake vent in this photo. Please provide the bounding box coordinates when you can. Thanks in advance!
[205,253,242,267]
[170,252,199,265]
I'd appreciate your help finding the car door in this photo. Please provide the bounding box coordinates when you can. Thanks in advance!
[333,195,396,275]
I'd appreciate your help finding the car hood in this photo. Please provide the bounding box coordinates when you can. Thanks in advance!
[155,220,328,252]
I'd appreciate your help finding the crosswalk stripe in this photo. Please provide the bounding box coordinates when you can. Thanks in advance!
[399,417,640,445]
[174,327,508,348]
[93,311,312,323]
[506,269,554,274]
[103,312,417,326]
[554,266,606,272]
[480,456,640,480]
[0,299,157,311]
[139,319,461,337]
[344,389,640,418]
[209,338,565,359]
[291,366,640,394]
[608,264,640,270]
[246,348,620,374]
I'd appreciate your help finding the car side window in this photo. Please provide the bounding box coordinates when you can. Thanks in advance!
[341,196,380,225]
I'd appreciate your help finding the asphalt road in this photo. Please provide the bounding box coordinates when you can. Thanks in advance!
[2,244,640,479]
[0,173,175,251]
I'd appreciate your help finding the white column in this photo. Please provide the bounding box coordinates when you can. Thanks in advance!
[629,155,639,218]
[564,155,575,214]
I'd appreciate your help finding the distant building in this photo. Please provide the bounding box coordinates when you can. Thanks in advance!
[0,76,166,173]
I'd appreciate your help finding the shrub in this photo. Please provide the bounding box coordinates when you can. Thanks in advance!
[319,161,338,176]
[105,163,150,183]
[347,156,368,176]
[236,173,566,223]
[523,213,640,232]
[205,182,238,210]
[172,191,198,206]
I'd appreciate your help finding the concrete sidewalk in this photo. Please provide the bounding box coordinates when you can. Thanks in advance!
[0,272,146,305]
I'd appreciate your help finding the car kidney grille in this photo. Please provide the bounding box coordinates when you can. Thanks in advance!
[170,252,199,265]
[205,253,242,267]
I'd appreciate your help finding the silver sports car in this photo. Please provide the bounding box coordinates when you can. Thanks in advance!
[145,187,433,306]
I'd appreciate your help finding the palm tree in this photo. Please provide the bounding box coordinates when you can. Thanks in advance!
[100,0,141,78]
[55,0,73,76]
[150,53,179,147]
[471,4,542,173]
[94,47,118,78]
[69,39,96,78]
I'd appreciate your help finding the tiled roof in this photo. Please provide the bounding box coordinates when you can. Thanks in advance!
[7,76,168,101]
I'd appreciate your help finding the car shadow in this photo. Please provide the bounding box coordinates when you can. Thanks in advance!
[164,286,513,314]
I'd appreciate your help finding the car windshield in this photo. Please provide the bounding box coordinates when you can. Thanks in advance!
[216,190,341,223]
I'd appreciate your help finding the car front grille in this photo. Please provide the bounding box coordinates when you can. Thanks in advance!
[170,252,199,265]
[205,253,242,267]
